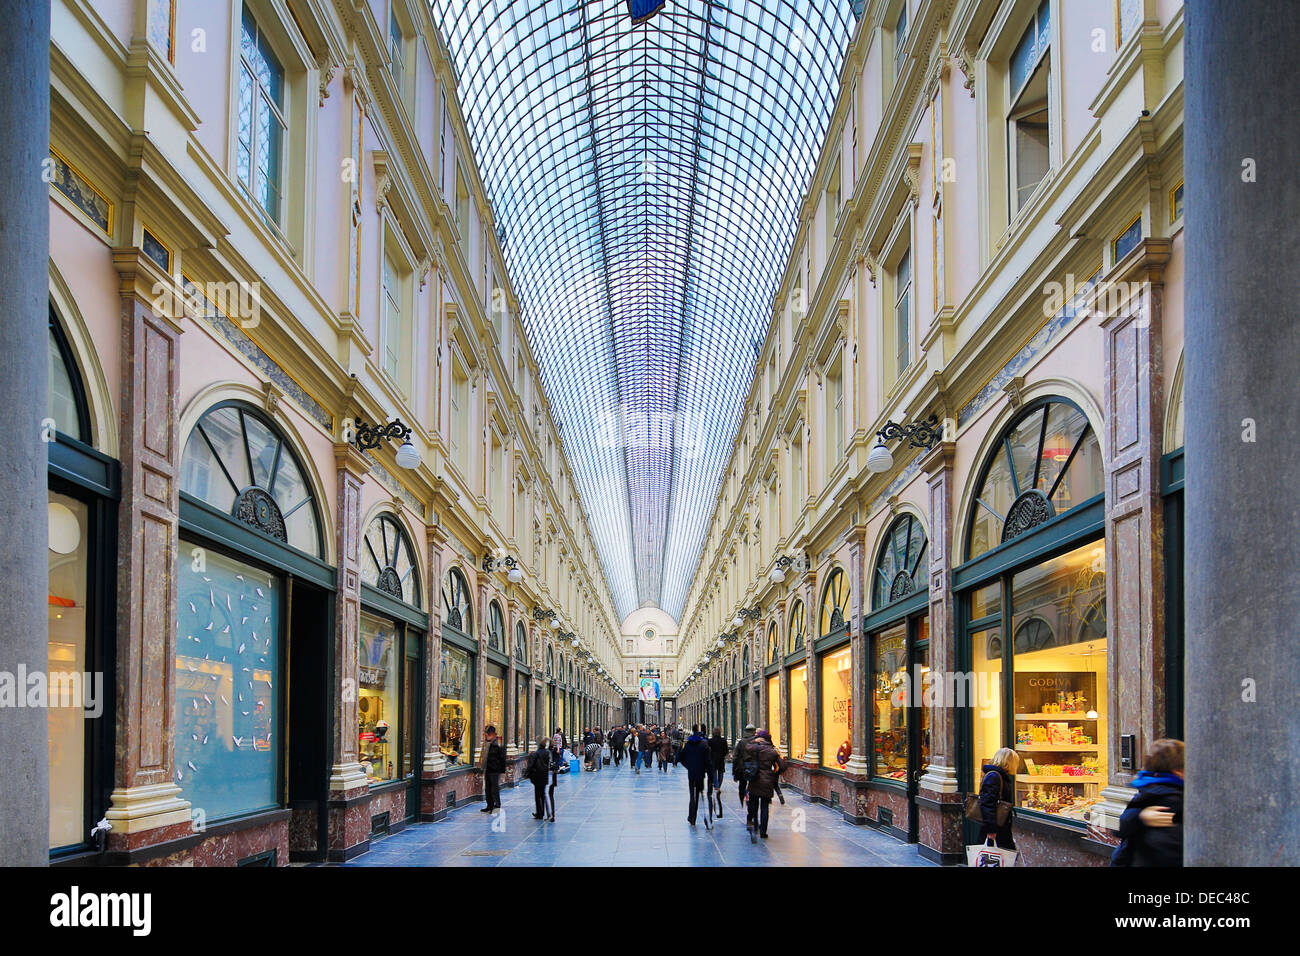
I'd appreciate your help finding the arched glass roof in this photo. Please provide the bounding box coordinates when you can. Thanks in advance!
[433,1,856,619]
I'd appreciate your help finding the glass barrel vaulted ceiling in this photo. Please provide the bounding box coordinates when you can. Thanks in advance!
[431,1,857,620]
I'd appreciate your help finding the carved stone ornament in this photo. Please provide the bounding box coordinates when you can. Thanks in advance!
[234,487,287,542]
[889,570,916,602]
[318,57,337,107]
[1001,489,1055,543]
[377,566,404,598]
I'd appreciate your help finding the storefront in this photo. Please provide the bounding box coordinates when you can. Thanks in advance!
[816,568,851,774]
[47,308,118,859]
[358,512,426,823]
[954,397,1108,853]
[514,621,530,748]
[785,600,808,760]
[439,568,476,770]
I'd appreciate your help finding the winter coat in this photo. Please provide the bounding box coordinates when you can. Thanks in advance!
[594,729,605,745]
[977,764,1015,844]
[658,735,674,760]
[739,738,785,798]
[678,733,712,780]
[481,738,506,773]
[638,729,654,752]
[731,734,754,780]
[1116,772,1184,867]
[526,746,551,784]
[708,733,729,773]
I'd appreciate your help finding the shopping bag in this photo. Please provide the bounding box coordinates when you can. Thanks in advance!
[966,837,1018,867]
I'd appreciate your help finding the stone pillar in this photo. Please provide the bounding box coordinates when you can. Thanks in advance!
[916,439,963,861]
[473,582,488,769]
[844,528,870,778]
[1184,0,1300,866]
[801,572,820,764]
[421,526,447,820]
[506,600,522,756]
[1095,240,1170,830]
[104,249,192,849]
[327,444,369,857]
[775,597,789,757]
[0,0,50,866]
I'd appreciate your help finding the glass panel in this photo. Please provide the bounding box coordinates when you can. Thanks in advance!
[485,662,506,743]
[766,675,780,750]
[969,446,1014,559]
[195,406,252,493]
[403,636,419,778]
[358,612,398,783]
[48,327,82,441]
[176,545,279,821]
[788,663,808,761]
[916,617,931,772]
[516,674,528,747]
[48,492,89,849]
[821,646,853,770]
[242,411,279,490]
[439,645,471,767]
[237,67,253,190]
[1036,402,1089,494]
[1005,406,1046,496]
[970,625,1004,790]
[872,623,907,779]
[1011,541,1107,820]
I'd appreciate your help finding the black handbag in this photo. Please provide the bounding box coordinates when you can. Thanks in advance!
[965,771,1013,828]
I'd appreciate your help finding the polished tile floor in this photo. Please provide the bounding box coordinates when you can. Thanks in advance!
[341,757,937,867]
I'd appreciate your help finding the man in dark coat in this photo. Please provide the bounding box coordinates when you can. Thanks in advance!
[740,729,785,840]
[479,724,507,812]
[731,723,757,807]
[1115,739,1184,867]
[707,727,729,817]
[526,736,551,820]
[678,725,713,825]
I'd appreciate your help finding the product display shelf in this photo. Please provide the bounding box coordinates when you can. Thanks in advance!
[1017,743,1099,751]
[1016,773,1101,783]
[1015,713,1098,721]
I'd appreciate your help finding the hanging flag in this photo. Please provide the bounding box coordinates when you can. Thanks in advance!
[628,0,665,25]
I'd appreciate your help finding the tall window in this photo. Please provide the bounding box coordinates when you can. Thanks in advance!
[441,567,473,637]
[825,159,841,253]
[388,4,406,96]
[787,600,806,655]
[455,167,470,257]
[1008,0,1052,215]
[791,426,804,516]
[237,4,286,225]
[894,248,912,378]
[873,513,929,608]
[826,357,844,475]
[894,1,909,74]
[487,600,505,652]
[361,512,420,606]
[449,362,468,468]
[382,253,403,384]
[820,568,849,636]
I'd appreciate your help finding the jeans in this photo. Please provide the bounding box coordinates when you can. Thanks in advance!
[747,795,771,835]
[687,777,707,822]
[659,754,669,772]
[484,771,501,810]
[533,780,546,817]
[631,751,641,769]
[707,767,723,793]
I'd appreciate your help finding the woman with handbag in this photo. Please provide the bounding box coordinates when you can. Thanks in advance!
[976,747,1019,850]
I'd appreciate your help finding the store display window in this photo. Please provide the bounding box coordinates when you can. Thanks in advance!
[440,644,472,766]
[872,623,907,779]
[788,663,808,760]
[766,675,780,749]
[820,645,852,770]
[486,661,506,741]
[402,636,419,777]
[176,544,280,821]
[516,673,529,745]
[359,612,398,782]
[47,491,88,849]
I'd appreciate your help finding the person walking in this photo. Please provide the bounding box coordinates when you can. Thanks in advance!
[544,736,560,821]
[671,724,685,766]
[527,736,551,820]
[732,723,757,807]
[657,730,674,772]
[594,726,606,771]
[479,724,506,813]
[629,724,642,773]
[707,727,729,818]
[1113,739,1185,867]
[639,725,656,772]
[610,725,626,767]
[741,729,785,841]
[679,725,712,826]
[977,747,1020,850]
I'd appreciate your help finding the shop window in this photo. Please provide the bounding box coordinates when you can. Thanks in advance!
[358,611,399,782]
[1008,0,1052,216]
[966,398,1102,561]
[485,661,507,741]
[362,512,420,606]
[873,513,929,608]
[787,599,805,655]
[766,674,781,749]
[237,4,286,225]
[821,646,852,770]
[788,663,809,760]
[487,600,505,652]
[820,567,849,636]
[441,567,473,636]
[176,545,280,821]
[180,403,321,557]
[48,491,89,849]
[439,644,472,766]
[515,672,528,746]
[48,314,89,443]
[872,622,907,779]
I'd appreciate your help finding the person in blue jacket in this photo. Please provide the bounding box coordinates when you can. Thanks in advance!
[678,725,713,825]
[1114,739,1184,867]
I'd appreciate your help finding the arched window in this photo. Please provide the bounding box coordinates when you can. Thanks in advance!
[441,567,473,636]
[787,600,805,654]
[966,397,1102,560]
[767,622,779,665]
[361,513,420,606]
[487,600,505,651]
[820,567,849,635]
[49,308,89,444]
[1013,616,1056,653]
[742,643,750,675]
[515,621,528,664]
[546,646,554,678]
[180,402,321,556]
[873,513,929,609]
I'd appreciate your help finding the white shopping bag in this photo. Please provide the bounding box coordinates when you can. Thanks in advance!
[966,838,1018,867]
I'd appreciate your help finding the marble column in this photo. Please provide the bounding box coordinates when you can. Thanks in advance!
[0,0,50,866]
[473,581,489,767]
[421,526,447,820]
[1184,0,1300,865]
[104,249,192,849]
[844,528,871,779]
[1095,239,1170,830]
[801,572,820,764]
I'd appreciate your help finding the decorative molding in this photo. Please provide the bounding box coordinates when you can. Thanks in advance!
[317,55,337,107]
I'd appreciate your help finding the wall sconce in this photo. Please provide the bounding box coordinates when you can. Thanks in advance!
[769,551,808,584]
[731,606,761,628]
[866,413,942,474]
[532,607,556,627]
[353,416,420,470]
[483,553,525,583]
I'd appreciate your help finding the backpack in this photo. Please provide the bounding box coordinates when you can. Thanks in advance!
[743,745,761,783]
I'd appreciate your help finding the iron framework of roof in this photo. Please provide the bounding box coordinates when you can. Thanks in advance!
[431,0,856,619]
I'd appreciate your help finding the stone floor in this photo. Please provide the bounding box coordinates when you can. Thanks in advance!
[340,757,938,867]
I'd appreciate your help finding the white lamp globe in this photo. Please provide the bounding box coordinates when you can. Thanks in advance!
[866,439,893,474]
[551,617,561,629]
[48,501,82,555]
[770,565,786,584]
[394,439,421,470]
[731,615,743,629]
[507,566,524,584]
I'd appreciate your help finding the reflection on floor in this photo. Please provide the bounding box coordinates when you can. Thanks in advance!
[340,759,938,867]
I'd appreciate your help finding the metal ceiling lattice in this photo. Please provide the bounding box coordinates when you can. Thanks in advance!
[432,0,856,620]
